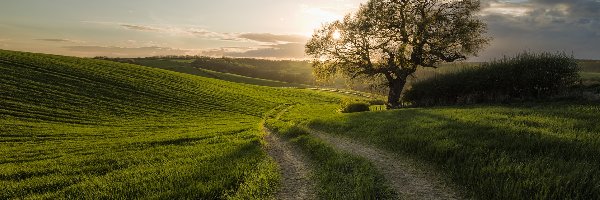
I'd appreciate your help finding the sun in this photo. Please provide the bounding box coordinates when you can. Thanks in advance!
[332,30,341,40]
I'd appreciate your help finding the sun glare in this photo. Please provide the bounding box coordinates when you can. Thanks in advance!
[332,30,341,40]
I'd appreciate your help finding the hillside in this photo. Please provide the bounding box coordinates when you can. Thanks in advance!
[97,57,307,88]
[273,102,600,199]
[0,50,339,199]
[98,57,315,87]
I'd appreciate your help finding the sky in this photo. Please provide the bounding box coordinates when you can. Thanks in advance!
[0,0,598,60]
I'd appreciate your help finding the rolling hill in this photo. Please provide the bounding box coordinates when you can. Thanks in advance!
[0,50,339,199]
[97,57,311,88]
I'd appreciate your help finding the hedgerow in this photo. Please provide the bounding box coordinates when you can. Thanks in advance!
[404,52,580,106]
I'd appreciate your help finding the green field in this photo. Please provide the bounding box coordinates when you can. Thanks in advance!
[101,58,307,88]
[581,72,600,85]
[275,102,600,199]
[0,50,340,199]
[3,49,600,199]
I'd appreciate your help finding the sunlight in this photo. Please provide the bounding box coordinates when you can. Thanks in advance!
[481,2,532,17]
[332,30,341,40]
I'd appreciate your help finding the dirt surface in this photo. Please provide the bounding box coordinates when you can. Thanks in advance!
[264,128,316,200]
[303,126,460,200]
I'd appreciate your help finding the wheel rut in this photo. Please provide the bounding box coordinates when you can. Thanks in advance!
[302,126,460,200]
[262,106,316,200]
[264,129,316,200]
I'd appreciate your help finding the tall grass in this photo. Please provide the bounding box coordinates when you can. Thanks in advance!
[279,103,600,199]
[404,52,580,106]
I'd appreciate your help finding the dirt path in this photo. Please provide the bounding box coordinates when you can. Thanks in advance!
[264,128,316,200]
[303,126,460,200]
[261,106,316,200]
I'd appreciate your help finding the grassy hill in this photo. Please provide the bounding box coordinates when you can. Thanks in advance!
[4,49,599,199]
[0,50,339,199]
[275,102,600,199]
[102,58,308,88]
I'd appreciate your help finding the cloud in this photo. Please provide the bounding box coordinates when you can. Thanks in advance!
[63,46,201,57]
[118,23,241,41]
[474,0,600,60]
[35,38,83,43]
[188,29,241,41]
[481,2,532,17]
[225,43,307,59]
[121,24,161,32]
[117,23,309,44]
[238,33,308,44]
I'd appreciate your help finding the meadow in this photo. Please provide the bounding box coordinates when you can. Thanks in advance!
[0,50,340,199]
[3,49,600,199]
[99,58,306,88]
[275,102,600,199]
[265,105,396,199]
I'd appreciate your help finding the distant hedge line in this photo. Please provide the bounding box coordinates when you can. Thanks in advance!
[404,52,580,106]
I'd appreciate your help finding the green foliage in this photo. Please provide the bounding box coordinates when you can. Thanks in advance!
[404,52,580,106]
[339,99,370,113]
[0,50,340,199]
[306,0,489,108]
[280,102,600,199]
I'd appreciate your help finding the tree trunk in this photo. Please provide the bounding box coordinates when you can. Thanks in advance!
[386,77,408,109]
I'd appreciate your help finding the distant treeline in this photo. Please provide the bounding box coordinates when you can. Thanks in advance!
[190,57,316,85]
[96,56,317,86]
[404,52,581,106]
[95,55,600,100]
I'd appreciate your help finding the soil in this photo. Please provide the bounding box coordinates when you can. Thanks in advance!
[303,126,461,200]
[264,128,316,200]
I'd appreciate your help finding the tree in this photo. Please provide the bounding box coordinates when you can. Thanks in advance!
[306,0,490,108]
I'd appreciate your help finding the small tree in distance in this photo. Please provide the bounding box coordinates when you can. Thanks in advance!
[306,0,490,108]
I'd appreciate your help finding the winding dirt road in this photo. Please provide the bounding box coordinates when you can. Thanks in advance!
[264,127,316,200]
[303,126,460,200]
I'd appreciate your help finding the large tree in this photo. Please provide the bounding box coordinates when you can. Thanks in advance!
[306,0,489,108]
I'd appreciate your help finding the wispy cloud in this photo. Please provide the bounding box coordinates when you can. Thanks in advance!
[117,23,240,41]
[225,43,307,59]
[121,24,162,32]
[117,23,308,44]
[238,33,308,44]
[35,38,84,43]
[63,46,201,57]
[481,2,533,17]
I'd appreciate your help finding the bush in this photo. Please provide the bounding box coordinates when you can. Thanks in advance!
[404,52,580,106]
[339,99,370,113]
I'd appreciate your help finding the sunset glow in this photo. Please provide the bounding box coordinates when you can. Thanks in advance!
[0,0,598,60]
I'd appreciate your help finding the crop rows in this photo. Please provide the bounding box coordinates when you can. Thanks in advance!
[0,50,339,199]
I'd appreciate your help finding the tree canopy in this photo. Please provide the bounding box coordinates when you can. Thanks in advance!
[306,0,490,108]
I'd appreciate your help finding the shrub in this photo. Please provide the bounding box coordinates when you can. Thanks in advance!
[404,52,580,106]
[339,99,370,113]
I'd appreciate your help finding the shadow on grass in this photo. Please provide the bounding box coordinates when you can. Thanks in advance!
[308,107,600,199]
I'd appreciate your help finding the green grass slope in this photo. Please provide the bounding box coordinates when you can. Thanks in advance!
[0,50,338,199]
[278,102,600,199]
[100,58,307,88]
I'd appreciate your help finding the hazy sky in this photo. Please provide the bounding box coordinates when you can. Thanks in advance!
[0,0,598,60]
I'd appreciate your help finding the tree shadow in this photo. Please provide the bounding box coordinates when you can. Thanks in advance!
[308,107,600,199]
